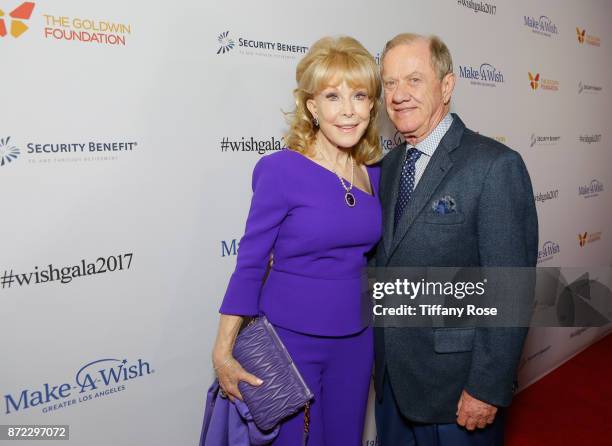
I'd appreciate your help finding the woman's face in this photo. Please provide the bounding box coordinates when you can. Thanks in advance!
[306,80,373,151]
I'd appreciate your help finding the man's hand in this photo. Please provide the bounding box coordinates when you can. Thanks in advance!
[456,389,497,430]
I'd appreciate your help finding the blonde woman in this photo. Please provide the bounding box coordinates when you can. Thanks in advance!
[212,36,382,445]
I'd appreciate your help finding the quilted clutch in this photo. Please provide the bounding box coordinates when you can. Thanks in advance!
[233,316,314,433]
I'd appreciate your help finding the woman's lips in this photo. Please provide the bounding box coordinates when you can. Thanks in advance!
[336,124,358,132]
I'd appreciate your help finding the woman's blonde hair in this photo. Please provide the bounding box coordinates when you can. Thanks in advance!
[284,36,382,165]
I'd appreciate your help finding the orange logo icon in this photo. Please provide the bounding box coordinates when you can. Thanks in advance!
[528,72,540,90]
[578,232,588,247]
[0,2,35,38]
[576,27,585,44]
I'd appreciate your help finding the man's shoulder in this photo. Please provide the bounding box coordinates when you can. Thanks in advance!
[460,127,523,165]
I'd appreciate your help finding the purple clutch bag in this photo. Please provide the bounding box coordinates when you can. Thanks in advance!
[233,316,314,433]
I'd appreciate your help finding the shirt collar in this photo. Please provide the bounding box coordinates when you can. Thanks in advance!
[407,113,453,157]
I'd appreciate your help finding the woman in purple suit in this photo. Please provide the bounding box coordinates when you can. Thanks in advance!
[212,36,382,445]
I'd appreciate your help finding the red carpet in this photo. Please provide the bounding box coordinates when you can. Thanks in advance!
[506,333,612,445]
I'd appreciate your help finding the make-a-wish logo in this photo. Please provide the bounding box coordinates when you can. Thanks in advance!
[379,131,404,151]
[537,241,560,263]
[459,63,504,87]
[4,357,154,415]
[0,136,20,166]
[221,239,239,257]
[523,15,558,37]
[0,2,35,38]
[579,179,604,199]
[217,30,234,54]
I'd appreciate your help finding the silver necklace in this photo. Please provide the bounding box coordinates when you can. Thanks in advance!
[317,145,356,207]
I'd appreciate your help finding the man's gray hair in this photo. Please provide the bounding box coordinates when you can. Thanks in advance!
[381,33,453,80]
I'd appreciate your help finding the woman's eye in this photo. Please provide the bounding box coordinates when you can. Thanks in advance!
[325,93,338,100]
[355,92,367,100]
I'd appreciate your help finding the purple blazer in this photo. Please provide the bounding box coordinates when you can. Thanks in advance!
[219,149,382,336]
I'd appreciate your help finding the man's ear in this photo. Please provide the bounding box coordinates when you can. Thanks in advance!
[441,72,456,105]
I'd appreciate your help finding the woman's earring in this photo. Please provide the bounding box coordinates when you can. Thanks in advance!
[313,117,319,127]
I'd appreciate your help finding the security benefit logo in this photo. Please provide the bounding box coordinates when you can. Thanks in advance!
[0,1,34,38]
[578,81,602,95]
[217,30,234,54]
[4,357,154,415]
[530,133,561,148]
[0,136,20,166]
[215,30,308,60]
[2,136,139,166]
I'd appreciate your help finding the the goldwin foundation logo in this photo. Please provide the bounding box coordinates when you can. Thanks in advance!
[0,1,35,38]
[576,27,600,46]
[43,13,132,46]
[528,71,558,92]
[578,231,601,247]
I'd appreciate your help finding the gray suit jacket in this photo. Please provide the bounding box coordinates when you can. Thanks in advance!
[373,113,538,423]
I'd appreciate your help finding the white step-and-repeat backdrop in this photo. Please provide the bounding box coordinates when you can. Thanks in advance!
[1,0,611,444]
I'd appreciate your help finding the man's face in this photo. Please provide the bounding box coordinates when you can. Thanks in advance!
[382,40,453,143]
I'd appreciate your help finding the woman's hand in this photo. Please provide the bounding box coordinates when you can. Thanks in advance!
[212,314,263,401]
[213,354,263,401]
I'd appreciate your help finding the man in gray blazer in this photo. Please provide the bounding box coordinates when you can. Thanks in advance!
[373,33,538,445]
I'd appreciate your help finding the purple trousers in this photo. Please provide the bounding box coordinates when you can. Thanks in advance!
[271,325,373,446]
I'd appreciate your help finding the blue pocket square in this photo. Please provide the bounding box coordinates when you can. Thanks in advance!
[431,195,457,214]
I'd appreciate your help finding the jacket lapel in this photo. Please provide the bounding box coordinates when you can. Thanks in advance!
[386,114,466,263]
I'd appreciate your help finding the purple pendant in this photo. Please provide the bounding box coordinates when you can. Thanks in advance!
[345,192,356,207]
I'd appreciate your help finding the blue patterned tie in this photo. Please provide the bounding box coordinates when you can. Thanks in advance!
[394,147,422,233]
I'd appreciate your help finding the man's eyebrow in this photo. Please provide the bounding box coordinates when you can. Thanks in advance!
[403,70,425,77]
[383,70,425,80]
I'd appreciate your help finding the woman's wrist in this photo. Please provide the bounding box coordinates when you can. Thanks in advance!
[212,347,233,365]
[213,356,234,371]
